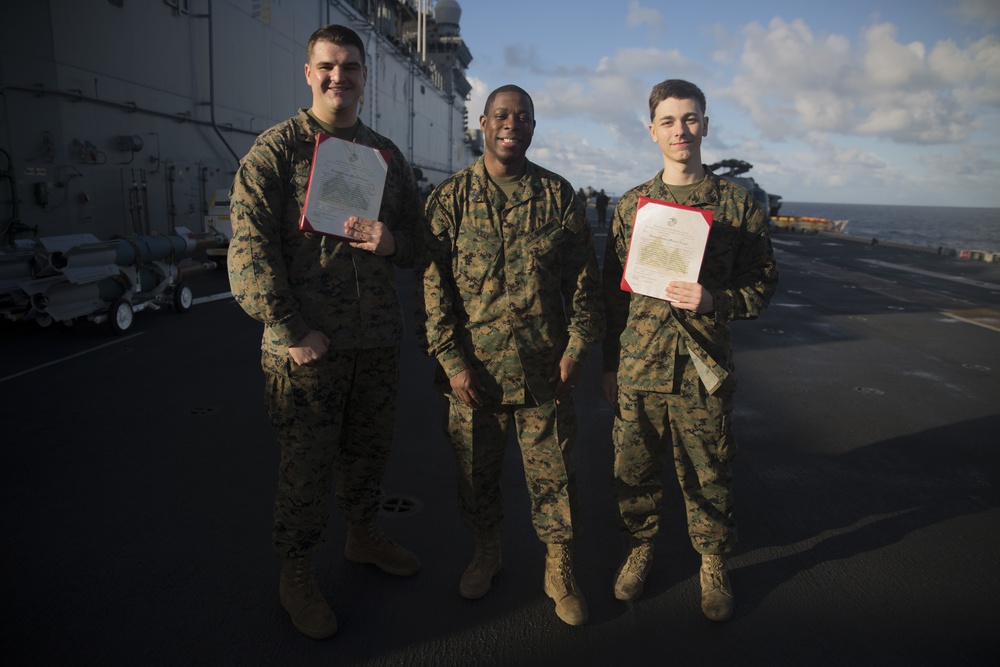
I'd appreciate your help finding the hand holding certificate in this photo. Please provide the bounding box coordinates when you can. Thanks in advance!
[621,196,713,301]
[299,132,390,242]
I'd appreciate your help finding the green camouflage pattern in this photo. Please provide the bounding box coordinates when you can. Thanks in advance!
[604,168,777,555]
[415,156,602,545]
[228,109,421,354]
[227,110,420,559]
[602,168,778,394]
[416,157,605,405]
[613,356,736,554]
[446,397,579,543]
[264,347,398,558]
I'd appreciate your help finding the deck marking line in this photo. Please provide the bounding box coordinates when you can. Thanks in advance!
[942,308,1000,333]
[859,259,1000,290]
[193,291,233,305]
[0,333,146,383]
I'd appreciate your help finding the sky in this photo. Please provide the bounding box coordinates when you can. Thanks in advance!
[451,0,1000,208]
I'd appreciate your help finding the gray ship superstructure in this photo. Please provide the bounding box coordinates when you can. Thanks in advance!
[0,0,479,244]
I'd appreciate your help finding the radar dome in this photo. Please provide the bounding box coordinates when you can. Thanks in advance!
[435,0,461,29]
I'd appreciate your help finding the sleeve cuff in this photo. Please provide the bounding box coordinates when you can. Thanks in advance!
[563,337,589,363]
[271,317,312,348]
[439,352,471,379]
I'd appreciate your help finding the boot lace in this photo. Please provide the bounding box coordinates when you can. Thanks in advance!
[474,533,499,562]
[703,555,727,591]
[290,558,319,599]
[361,522,396,549]
[550,546,577,591]
[622,542,652,577]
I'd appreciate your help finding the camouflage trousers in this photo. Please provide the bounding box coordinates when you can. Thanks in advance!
[262,346,398,558]
[445,396,578,544]
[612,355,737,555]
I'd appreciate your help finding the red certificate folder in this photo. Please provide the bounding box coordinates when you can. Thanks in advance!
[298,132,391,242]
[620,196,713,298]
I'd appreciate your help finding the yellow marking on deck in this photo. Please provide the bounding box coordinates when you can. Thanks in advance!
[943,308,1000,332]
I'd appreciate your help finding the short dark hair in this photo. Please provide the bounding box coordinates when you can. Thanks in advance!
[648,79,706,120]
[484,84,534,116]
[307,24,365,63]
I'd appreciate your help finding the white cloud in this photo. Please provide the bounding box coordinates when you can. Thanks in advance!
[596,47,688,75]
[530,128,660,194]
[862,23,930,89]
[928,35,1000,106]
[806,133,889,170]
[533,47,702,151]
[710,22,739,66]
[725,17,999,146]
[914,143,1000,177]
[722,19,856,140]
[792,91,856,133]
[953,0,1000,26]
[500,44,591,77]
[465,75,489,120]
[625,1,666,40]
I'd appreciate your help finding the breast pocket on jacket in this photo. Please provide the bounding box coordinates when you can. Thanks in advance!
[455,225,503,295]
[526,219,565,265]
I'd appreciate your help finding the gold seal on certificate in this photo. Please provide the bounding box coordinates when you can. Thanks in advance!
[621,196,713,301]
[299,132,390,242]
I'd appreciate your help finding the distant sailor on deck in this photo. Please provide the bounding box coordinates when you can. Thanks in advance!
[595,188,610,227]
[227,24,422,640]
[602,79,778,621]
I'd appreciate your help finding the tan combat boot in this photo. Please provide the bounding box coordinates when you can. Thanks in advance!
[700,554,734,622]
[345,521,421,576]
[543,543,588,626]
[279,555,338,640]
[614,539,654,601]
[460,530,502,599]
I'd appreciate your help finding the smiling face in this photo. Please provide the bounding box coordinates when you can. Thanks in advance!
[480,90,535,176]
[648,96,709,169]
[304,39,367,126]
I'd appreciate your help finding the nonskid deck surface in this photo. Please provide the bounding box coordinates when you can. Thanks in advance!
[3,219,997,666]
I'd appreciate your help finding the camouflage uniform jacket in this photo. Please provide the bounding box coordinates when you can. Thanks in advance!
[417,157,605,405]
[228,110,421,354]
[602,168,778,395]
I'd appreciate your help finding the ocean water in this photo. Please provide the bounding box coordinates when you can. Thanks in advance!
[778,202,1000,255]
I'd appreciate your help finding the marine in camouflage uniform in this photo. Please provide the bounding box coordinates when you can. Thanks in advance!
[228,24,420,640]
[230,107,420,556]
[604,169,777,547]
[603,79,778,619]
[415,85,604,625]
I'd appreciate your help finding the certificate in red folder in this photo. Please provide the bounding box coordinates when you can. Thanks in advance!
[621,196,713,300]
[299,132,390,242]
